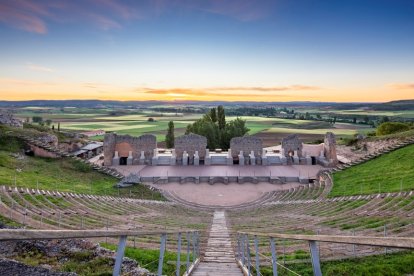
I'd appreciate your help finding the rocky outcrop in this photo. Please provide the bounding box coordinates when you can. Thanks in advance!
[0,113,23,128]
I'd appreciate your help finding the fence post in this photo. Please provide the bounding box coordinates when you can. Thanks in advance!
[309,240,322,276]
[158,233,167,276]
[245,234,251,276]
[186,232,190,274]
[237,234,241,260]
[270,237,278,276]
[192,232,196,262]
[241,233,246,265]
[176,232,182,276]
[254,235,260,276]
[384,224,388,254]
[112,235,127,276]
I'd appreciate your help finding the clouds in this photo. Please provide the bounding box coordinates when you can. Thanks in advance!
[139,85,321,98]
[388,83,414,90]
[0,0,138,34]
[0,0,272,34]
[26,63,54,72]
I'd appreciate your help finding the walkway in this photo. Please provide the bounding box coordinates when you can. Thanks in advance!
[192,211,243,276]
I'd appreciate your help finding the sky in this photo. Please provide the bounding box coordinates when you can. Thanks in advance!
[0,0,414,102]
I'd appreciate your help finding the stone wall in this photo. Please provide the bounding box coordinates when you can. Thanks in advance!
[230,136,263,158]
[324,132,338,165]
[30,145,59,158]
[174,134,207,161]
[104,133,156,166]
[281,134,303,157]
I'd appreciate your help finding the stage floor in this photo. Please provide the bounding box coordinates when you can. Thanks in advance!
[112,164,323,179]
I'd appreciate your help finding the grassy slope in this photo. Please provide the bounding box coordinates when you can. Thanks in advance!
[260,251,414,276]
[330,144,414,197]
[0,128,163,200]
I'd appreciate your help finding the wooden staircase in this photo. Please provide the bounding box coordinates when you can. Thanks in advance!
[192,211,243,276]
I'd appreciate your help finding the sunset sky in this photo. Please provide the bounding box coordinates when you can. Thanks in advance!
[0,0,413,102]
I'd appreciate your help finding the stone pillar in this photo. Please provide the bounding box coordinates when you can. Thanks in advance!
[306,154,312,165]
[262,149,267,166]
[170,149,176,165]
[127,151,133,165]
[152,148,158,166]
[194,151,200,166]
[249,150,256,166]
[238,151,245,166]
[112,151,119,166]
[139,151,145,165]
[183,151,189,166]
[293,150,299,165]
[205,149,211,165]
[226,149,233,165]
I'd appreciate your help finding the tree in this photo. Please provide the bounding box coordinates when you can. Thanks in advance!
[185,107,249,150]
[353,117,357,124]
[217,105,226,129]
[32,116,43,123]
[209,108,217,123]
[379,116,390,124]
[376,122,409,136]
[45,119,52,126]
[58,122,60,131]
[165,121,175,148]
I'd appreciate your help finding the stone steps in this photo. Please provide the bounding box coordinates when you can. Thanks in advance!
[192,211,243,276]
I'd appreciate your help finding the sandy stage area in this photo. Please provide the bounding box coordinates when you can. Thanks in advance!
[151,182,301,206]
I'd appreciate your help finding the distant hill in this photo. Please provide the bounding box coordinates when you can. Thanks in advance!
[372,100,414,111]
[0,99,412,110]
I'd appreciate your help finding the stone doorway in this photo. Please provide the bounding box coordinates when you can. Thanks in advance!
[311,156,317,165]
[119,157,128,165]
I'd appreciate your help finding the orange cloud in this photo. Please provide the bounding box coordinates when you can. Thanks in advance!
[388,83,414,90]
[140,85,321,98]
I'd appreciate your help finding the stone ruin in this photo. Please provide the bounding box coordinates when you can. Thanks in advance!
[230,136,263,165]
[281,134,303,158]
[103,131,337,167]
[174,134,207,165]
[104,133,156,166]
[323,132,338,166]
[0,112,23,128]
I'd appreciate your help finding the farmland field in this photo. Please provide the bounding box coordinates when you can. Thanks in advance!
[14,108,374,146]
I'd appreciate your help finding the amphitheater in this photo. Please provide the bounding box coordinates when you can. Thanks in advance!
[1,132,414,275]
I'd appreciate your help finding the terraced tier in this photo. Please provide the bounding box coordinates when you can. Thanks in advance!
[228,191,414,260]
[0,185,213,251]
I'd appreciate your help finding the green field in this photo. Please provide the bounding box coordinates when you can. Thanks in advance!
[13,108,376,144]
[330,144,414,197]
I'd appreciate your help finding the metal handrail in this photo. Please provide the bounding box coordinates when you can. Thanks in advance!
[236,231,414,276]
[0,229,200,276]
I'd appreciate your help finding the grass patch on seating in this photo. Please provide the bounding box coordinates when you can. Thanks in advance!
[330,144,414,197]
[259,250,414,276]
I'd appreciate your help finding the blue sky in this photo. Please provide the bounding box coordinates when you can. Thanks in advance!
[0,0,413,102]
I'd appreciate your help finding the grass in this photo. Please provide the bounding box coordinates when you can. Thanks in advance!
[14,247,115,276]
[101,242,192,275]
[330,144,414,197]
[258,250,414,276]
[0,131,164,200]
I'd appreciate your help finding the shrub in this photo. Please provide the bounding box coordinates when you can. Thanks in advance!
[376,122,409,136]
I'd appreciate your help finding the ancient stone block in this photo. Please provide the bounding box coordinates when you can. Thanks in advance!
[104,133,156,166]
[324,132,338,166]
[281,134,303,158]
[230,136,263,159]
[174,134,207,164]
